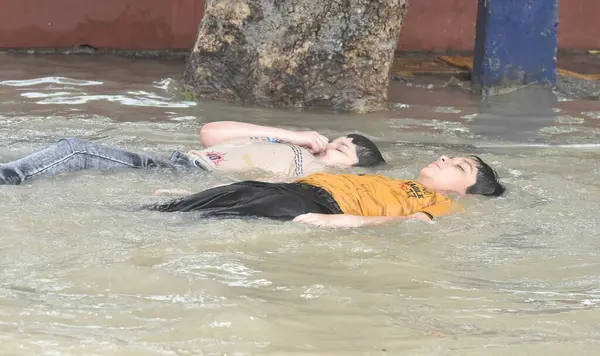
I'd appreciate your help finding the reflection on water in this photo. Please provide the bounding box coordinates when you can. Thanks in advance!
[1,54,600,355]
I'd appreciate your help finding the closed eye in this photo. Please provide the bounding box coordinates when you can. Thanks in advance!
[456,164,465,172]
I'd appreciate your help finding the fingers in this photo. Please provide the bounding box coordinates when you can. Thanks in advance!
[293,213,315,222]
[307,132,329,153]
[318,133,329,152]
[293,213,332,227]
[293,213,323,225]
[293,130,329,154]
[314,132,329,151]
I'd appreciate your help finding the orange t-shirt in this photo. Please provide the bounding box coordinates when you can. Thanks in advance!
[296,173,462,219]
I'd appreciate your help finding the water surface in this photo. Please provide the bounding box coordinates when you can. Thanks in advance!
[1,54,600,355]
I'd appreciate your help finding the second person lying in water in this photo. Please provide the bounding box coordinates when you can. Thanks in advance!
[145,155,506,228]
[0,121,385,185]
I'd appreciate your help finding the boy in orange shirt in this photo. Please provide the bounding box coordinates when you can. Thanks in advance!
[146,155,505,228]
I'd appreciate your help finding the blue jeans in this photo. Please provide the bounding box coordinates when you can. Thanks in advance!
[0,138,204,185]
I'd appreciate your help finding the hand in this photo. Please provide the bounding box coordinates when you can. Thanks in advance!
[293,213,365,228]
[288,131,329,154]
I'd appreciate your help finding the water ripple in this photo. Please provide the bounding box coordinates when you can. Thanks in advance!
[0,77,103,87]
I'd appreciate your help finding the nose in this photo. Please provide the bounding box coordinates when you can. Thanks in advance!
[438,155,449,163]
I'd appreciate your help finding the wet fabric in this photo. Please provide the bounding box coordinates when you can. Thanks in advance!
[0,138,203,185]
[185,138,325,176]
[296,173,461,219]
[145,181,343,221]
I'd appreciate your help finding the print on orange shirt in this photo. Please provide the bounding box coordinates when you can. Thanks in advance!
[400,181,428,199]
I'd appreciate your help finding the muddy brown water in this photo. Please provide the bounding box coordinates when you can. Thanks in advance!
[1,54,600,355]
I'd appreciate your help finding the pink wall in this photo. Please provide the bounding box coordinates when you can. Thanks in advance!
[0,0,202,49]
[0,0,598,51]
[400,0,600,51]
[399,0,477,51]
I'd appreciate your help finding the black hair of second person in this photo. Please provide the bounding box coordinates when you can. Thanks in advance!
[346,133,386,167]
[466,155,506,197]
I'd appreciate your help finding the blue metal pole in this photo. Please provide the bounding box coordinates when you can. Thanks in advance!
[472,0,559,96]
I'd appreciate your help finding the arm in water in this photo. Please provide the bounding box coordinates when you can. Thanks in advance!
[292,212,432,228]
[199,121,329,154]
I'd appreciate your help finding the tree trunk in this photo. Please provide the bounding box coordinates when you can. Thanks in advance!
[183,0,409,113]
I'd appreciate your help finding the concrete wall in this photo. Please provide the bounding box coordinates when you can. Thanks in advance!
[0,0,598,51]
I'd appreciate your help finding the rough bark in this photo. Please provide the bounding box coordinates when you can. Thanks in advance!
[183,0,409,113]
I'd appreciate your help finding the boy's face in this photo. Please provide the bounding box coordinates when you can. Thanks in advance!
[418,156,478,195]
[314,137,359,167]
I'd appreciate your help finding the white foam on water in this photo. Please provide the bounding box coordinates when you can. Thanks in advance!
[434,106,462,114]
[0,77,103,87]
[169,116,197,121]
[539,126,581,135]
[152,78,175,90]
[20,92,76,98]
[33,94,196,108]
[555,115,584,124]
[582,111,600,119]
[460,113,478,120]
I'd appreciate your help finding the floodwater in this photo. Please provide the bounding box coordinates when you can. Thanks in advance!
[1,53,600,356]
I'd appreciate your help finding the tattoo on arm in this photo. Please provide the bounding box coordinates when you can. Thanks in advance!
[250,137,283,143]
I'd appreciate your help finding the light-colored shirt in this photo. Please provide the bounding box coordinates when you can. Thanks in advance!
[186,139,325,177]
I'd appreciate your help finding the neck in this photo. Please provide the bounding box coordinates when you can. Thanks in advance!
[416,177,451,195]
[416,177,435,189]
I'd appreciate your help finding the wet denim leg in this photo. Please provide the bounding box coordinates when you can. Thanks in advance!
[0,137,173,185]
[169,151,208,170]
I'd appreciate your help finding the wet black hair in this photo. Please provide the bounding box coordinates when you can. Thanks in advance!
[466,155,506,197]
[346,133,386,167]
